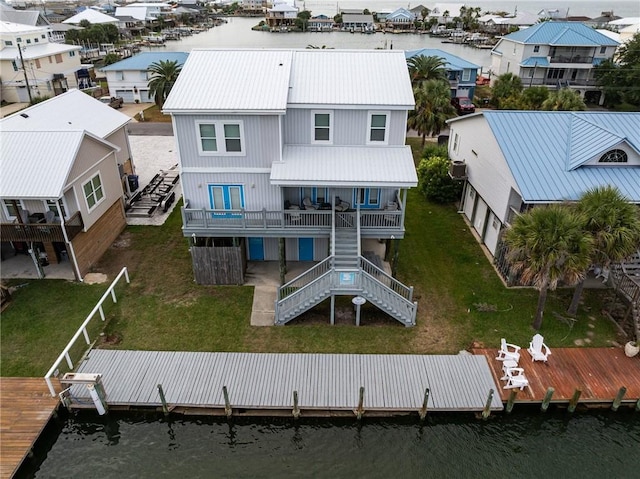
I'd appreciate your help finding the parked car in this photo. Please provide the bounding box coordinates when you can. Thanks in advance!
[99,96,124,109]
[451,97,475,115]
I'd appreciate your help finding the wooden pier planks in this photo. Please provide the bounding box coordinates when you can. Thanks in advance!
[70,350,503,413]
[0,378,59,479]
[473,347,640,405]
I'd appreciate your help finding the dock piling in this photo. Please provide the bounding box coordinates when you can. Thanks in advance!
[482,389,494,420]
[356,386,364,420]
[223,386,232,418]
[293,390,300,419]
[612,387,627,412]
[541,387,555,412]
[568,388,582,413]
[419,387,430,420]
[505,390,517,414]
[157,384,169,416]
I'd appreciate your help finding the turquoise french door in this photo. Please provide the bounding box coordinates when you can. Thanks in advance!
[209,185,244,217]
[298,238,314,261]
[300,187,328,204]
[354,188,380,209]
[248,237,264,260]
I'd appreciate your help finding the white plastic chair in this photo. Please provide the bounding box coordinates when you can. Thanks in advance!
[503,367,529,390]
[528,334,551,362]
[496,338,521,362]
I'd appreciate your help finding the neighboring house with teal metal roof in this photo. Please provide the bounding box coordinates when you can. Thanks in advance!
[99,52,188,103]
[405,48,479,99]
[447,110,640,258]
[490,22,619,105]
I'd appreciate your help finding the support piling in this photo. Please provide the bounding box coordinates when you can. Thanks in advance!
[356,386,364,420]
[482,389,494,420]
[568,388,582,413]
[293,390,300,419]
[612,387,627,412]
[541,387,555,412]
[505,390,517,414]
[223,386,232,418]
[419,388,430,420]
[157,384,169,416]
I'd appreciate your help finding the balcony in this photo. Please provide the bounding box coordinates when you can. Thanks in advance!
[1,211,83,243]
[182,207,404,237]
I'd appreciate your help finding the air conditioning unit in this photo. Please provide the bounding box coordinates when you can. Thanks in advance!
[449,160,467,180]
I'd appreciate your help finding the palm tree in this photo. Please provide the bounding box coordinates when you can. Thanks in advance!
[541,88,586,111]
[567,186,640,315]
[505,205,593,330]
[492,73,523,108]
[147,60,182,108]
[407,79,456,146]
[407,55,447,88]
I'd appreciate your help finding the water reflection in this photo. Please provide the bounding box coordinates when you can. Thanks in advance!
[23,410,640,478]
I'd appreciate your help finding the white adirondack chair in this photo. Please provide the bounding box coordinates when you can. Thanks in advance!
[528,334,551,362]
[503,367,529,390]
[496,338,521,362]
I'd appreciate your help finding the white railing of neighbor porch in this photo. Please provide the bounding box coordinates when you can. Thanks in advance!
[44,267,130,396]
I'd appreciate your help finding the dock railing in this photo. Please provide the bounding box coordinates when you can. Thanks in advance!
[44,267,130,396]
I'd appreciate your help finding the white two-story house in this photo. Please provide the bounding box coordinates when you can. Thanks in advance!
[447,111,640,284]
[163,49,418,326]
[490,22,619,104]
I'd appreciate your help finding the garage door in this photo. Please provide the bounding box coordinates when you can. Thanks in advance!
[463,184,475,220]
[483,211,501,255]
[115,90,135,103]
[140,89,153,103]
[473,198,487,234]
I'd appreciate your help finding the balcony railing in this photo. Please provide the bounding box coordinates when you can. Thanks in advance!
[182,208,403,233]
[550,55,594,64]
[525,78,598,87]
[0,211,83,243]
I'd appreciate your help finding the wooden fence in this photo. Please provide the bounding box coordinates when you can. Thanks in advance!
[191,245,245,285]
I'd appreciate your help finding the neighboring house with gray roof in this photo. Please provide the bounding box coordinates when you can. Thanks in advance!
[100,51,189,103]
[162,49,419,326]
[490,22,619,104]
[0,89,137,280]
[447,111,640,264]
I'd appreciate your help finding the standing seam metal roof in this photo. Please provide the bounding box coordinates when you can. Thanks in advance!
[501,22,619,46]
[405,48,480,71]
[162,49,415,112]
[481,111,640,203]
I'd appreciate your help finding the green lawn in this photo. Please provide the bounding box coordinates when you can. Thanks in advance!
[0,140,620,377]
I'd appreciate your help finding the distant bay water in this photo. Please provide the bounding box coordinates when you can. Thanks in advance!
[144,1,638,71]
[145,17,496,69]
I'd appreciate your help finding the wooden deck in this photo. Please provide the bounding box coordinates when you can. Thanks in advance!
[68,350,503,415]
[0,378,59,479]
[473,348,640,406]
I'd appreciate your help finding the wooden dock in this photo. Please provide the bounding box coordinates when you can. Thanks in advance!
[0,378,59,479]
[474,347,640,407]
[68,350,503,415]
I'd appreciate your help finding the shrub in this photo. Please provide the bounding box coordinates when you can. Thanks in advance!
[417,155,463,203]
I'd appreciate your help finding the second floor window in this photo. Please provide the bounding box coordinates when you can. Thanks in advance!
[600,46,606,54]
[533,45,540,53]
[55,54,62,63]
[196,121,244,155]
[83,173,104,211]
[312,111,332,143]
[367,112,389,144]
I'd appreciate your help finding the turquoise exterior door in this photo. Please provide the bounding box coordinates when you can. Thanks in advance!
[248,237,264,261]
[298,238,314,261]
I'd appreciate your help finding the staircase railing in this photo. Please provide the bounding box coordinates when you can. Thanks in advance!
[360,270,417,326]
[359,256,413,301]
[278,256,333,300]
[356,204,361,257]
[275,271,334,324]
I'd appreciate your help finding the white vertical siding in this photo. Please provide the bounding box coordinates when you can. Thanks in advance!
[181,172,281,211]
[449,118,518,224]
[284,109,408,146]
[174,114,281,169]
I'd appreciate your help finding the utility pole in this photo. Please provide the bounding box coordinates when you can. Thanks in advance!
[17,44,33,104]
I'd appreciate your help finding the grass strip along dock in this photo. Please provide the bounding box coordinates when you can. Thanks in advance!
[0,378,59,479]
[66,350,503,416]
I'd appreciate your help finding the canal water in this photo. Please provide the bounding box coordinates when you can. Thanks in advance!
[23,409,640,478]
